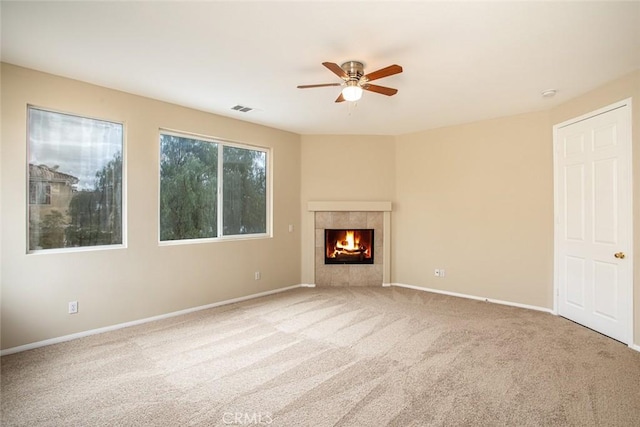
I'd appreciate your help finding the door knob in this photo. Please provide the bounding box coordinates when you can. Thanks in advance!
[614,252,626,259]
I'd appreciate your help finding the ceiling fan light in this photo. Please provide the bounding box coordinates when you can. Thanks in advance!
[342,85,363,102]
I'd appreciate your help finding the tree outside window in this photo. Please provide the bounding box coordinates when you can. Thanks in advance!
[160,132,268,242]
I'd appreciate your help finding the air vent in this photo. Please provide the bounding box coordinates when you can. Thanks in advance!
[231,105,253,113]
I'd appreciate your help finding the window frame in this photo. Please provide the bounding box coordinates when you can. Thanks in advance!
[158,129,272,246]
[26,105,127,255]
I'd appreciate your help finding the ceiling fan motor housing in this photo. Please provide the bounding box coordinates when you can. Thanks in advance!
[341,61,365,82]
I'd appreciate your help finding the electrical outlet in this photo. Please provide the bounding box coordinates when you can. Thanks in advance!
[68,301,78,314]
[288,224,294,232]
[440,269,446,277]
[254,271,261,280]
[434,269,440,277]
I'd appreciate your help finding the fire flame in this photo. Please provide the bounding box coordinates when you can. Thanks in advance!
[337,230,358,251]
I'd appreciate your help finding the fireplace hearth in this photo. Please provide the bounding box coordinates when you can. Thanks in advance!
[325,229,374,264]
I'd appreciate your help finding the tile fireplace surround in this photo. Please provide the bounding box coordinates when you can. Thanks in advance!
[306,201,392,287]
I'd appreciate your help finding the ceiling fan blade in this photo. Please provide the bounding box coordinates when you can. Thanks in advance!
[335,93,346,103]
[362,84,398,96]
[363,64,403,82]
[297,83,343,89]
[323,62,348,79]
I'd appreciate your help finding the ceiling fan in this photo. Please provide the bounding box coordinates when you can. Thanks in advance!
[297,61,403,103]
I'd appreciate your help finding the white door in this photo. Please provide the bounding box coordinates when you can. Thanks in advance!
[554,100,632,344]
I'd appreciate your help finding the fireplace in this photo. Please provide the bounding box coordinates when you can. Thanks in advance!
[308,202,391,286]
[325,229,374,264]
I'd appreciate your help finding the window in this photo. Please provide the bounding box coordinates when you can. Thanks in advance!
[159,134,218,240]
[29,182,51,205]
[223,145,267,235]
[160,131,268,242]
[28,107,124,251]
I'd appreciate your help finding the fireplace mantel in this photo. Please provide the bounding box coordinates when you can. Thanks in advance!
[304,201,392,286]
[307,201,392,212]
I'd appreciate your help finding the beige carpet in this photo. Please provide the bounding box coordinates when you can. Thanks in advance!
[2,287,640,426]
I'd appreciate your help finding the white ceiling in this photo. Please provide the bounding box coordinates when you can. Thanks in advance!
[2,1,639,136]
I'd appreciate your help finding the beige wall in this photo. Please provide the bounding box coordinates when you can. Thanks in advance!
[394,111,554,308]
[393,70,639,345]
[300,135,396,201]
[550,70,640,344]
[2,63,639,351]
[299,135,396,284]
[1,64,301,350]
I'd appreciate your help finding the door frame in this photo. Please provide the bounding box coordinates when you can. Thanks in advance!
[552,98,634,346]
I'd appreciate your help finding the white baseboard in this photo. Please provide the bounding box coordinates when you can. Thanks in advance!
[382,283,392,287]
[390,283,554,314]
[299,283,316,288]
[0,284,312,356]
[630,343,640,353]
